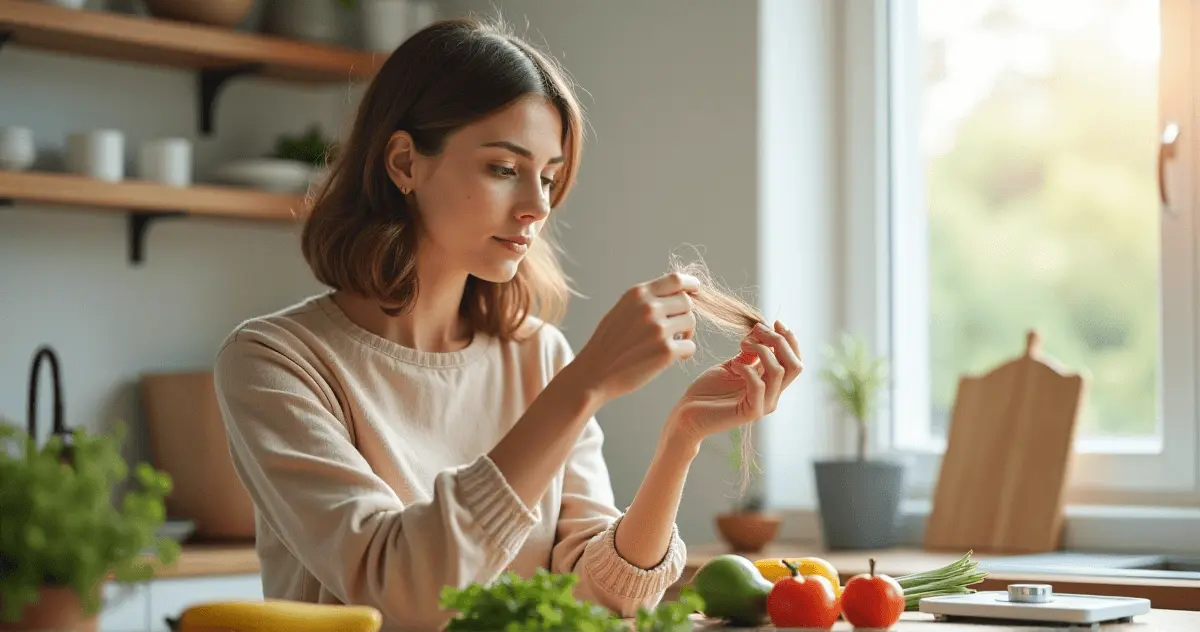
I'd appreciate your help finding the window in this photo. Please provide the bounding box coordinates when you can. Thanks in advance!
[885,0,1199,494]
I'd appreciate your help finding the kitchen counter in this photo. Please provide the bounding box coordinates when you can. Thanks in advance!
[145,543,260,579]
[691,609,1200,630]
[684,543,1200,611]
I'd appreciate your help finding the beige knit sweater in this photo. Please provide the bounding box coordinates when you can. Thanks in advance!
[212,293,687,631]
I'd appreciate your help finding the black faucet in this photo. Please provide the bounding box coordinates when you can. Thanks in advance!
[27,345,74,465]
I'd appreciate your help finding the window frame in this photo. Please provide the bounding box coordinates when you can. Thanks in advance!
[848,0,1200,498]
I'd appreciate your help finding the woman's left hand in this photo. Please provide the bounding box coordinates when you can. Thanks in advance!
[666,320,803,447]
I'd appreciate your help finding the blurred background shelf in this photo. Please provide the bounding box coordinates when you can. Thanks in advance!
[0,170,306,262]
[0,170,304,220]
[0,0,381,82]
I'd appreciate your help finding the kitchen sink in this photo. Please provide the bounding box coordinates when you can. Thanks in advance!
[979,551,1200,581]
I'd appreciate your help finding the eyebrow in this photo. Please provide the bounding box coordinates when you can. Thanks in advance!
[481,140,564,164]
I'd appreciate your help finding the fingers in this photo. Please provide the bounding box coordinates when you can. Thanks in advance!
[657,292,694,318]
[743,339,783,411]
[646,272,701,297]
[731,360,766,420]
[775,320,801,360]
[669,337,697,361]
[665,309,698,341]
[750,321,803,387]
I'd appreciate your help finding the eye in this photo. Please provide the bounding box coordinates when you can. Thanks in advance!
[489,164,518,178]
[541,176,558,191]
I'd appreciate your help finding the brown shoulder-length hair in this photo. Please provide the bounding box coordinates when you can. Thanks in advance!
[301,16,584,340]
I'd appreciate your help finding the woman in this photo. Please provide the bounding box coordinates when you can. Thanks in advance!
[213,16,802,632]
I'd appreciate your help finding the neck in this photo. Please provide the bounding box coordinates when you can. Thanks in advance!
[333,257,473,353]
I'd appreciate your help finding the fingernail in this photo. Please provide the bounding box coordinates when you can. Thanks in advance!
[754,322,768,333]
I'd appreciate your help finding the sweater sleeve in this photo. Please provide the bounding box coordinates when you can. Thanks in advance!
[213,331,540,630]
[549,418,688,617]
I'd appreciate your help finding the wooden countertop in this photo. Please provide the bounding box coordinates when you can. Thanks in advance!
[139,541,1200,628]
[146,543,260,579]
[684,542,1200,612]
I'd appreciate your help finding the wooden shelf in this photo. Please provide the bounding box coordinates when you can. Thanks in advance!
[0,0,382,83]
[0,171,304,220]
[0,170,306,263]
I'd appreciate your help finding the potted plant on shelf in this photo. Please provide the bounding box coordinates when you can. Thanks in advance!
[0,422,180,631]
[713,427,782,553]
[813,332,904,550]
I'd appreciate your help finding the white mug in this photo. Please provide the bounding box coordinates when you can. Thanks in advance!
[139,137,192,187]
[0,126,35,171]
[67,129,124,182]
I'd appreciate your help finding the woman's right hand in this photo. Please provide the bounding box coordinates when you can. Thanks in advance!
[572,272,701,402]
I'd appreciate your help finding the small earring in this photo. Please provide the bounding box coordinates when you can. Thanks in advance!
[399,186,411,195]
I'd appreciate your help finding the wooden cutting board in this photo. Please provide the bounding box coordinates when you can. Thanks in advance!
[924,331,1086,554]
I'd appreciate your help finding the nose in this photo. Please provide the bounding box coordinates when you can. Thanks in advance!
[514,180,551,224]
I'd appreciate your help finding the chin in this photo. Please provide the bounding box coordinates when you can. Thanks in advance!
[471,260,522,284]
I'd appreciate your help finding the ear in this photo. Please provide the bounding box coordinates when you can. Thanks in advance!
[384,130,418,193]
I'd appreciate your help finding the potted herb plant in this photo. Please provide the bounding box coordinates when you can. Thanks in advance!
[813,332,904,550]
[713,427,781,553]
[0,422,180,631]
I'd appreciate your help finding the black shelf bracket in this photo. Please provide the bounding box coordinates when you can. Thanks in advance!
[128,211,186,265]
[198,63,264,136]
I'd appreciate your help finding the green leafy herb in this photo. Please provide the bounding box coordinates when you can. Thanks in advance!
[635,586,704,632]
[0,421,179,623]
[439,569,705,632]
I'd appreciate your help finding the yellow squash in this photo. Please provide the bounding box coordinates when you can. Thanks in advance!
[173,600,383,632]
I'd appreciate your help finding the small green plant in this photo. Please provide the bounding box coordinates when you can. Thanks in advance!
[817,332,889,461]
[274,124,336,167]
[0,421,180,623]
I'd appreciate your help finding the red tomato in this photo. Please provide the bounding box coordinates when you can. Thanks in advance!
[766,562,841,630]
[840,559,905,629]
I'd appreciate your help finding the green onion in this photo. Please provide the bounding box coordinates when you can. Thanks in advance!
[893,551,988,611]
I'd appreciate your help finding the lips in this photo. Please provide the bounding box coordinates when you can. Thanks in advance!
[493,235,533,254]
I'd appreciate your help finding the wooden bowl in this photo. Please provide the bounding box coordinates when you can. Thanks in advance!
[144,0,254,28]
[715,512,783,553]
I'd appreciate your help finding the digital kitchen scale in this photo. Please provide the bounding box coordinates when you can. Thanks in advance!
[919,584,1152,631]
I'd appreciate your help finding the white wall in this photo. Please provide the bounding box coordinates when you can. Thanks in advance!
[0,11,336,463]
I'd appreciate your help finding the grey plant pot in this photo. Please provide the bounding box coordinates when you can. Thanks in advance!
[813,459,905,550]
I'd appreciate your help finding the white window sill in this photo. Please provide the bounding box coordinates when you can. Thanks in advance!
[776,501,1200,555]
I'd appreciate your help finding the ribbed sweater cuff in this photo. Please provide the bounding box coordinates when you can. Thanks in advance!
[581,514,688,601]
[457,455,541,556]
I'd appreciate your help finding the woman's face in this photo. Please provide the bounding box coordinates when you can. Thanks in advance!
[387,95,565,284]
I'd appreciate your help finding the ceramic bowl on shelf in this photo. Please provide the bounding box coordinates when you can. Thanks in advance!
[212,158,315,193]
